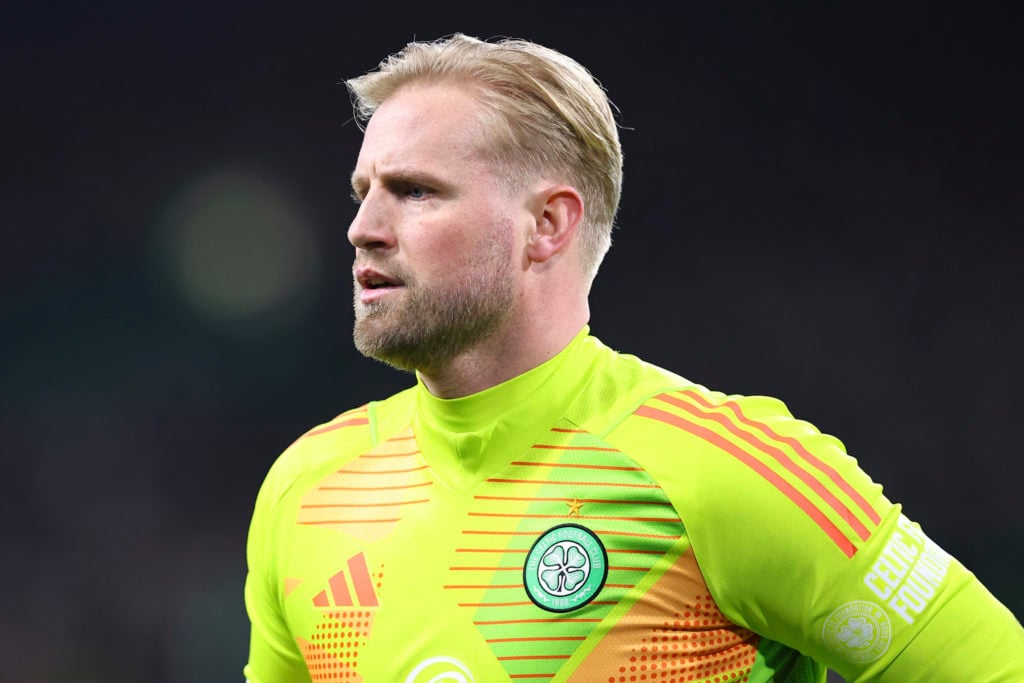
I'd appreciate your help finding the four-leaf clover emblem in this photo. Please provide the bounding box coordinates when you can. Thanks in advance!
[837,617,874,649]
[540,543,588,594]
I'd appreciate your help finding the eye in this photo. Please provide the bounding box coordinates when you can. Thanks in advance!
[406,185,427,199]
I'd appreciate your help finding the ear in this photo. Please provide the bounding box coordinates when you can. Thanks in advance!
[526,184,585,264]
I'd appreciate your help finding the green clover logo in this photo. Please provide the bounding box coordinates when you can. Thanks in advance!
[524,524,608,613]
[541,543,588,592]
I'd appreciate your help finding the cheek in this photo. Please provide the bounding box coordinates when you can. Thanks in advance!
[407,204,518,269]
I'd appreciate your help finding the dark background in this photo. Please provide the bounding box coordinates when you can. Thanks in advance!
[3,3,1021,681]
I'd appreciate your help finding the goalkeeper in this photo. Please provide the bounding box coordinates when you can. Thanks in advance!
[244,34,1024,682]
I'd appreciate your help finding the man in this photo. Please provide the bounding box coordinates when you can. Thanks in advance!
[244,35,1023,682]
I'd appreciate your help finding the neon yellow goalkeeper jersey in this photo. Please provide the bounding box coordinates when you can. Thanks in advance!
[245,328,1024,682]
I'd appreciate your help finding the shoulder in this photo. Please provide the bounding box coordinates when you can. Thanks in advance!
[568,337,695,431]
[604,381,895,624]
[255,387,418,516]
[599,372,892,561]
[618,385,848,467]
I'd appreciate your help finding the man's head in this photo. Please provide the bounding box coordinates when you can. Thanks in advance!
[347,83,521,374]
[346,34,622,284]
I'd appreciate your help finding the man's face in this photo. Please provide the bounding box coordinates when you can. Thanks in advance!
[347,83,527,373]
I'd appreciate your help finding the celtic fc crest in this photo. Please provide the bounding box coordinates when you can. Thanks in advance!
[524,524,607,613]
[822,601,892,663]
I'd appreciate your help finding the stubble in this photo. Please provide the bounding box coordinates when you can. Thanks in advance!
[352,224,517,374]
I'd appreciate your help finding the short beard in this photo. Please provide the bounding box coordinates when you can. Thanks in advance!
[352,230,516,374]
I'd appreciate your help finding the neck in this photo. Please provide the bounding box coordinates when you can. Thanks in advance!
[419,301,589,399]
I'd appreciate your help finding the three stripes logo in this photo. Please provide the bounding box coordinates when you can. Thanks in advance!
[312,552,381,608]
[635,390,882,558]
[298,552,381,679]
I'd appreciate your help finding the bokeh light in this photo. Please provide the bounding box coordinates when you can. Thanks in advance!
[155,168,322,332]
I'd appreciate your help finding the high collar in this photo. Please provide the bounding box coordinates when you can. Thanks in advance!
[412,326,600,491]
[415,326,592,433]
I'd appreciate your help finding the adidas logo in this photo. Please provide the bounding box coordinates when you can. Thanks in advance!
[312,552,380,608]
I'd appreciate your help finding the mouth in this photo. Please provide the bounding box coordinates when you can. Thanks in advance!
[355,266,404,302]
[356,266,402,287]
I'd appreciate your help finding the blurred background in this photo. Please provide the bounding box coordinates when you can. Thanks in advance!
[2,2,1021,681]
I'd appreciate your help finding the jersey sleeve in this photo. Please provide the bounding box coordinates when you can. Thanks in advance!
[675,392,1024,681]
[243,445,312,683]
[620,388,1024,680]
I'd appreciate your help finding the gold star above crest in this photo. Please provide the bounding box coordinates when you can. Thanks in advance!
[566,498,585,517]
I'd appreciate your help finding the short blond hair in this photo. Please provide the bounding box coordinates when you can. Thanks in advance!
[346,34,622,283]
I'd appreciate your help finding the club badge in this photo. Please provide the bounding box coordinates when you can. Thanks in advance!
[523,524,607,613]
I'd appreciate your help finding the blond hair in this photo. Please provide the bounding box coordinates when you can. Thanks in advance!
[345,34,622,283]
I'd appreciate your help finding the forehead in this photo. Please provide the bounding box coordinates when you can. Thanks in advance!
[354,82,492,177]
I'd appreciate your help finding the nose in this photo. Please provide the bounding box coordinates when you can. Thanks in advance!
[347,190,395,251]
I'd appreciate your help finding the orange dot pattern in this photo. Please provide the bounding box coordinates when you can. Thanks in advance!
[296,563,385,682]
[606,602,757,683]
[297,610,377,682]
[569,551,758,683]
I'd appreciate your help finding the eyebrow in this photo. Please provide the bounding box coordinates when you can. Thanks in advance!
[350,167,451,199]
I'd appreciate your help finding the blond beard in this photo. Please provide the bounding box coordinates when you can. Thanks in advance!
[352,228,516,373]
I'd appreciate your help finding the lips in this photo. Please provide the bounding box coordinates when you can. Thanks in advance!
[363,276,395,289]
[355,266,402,288]
[355,266,404,303]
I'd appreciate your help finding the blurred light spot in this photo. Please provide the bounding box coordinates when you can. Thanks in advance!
[156,169,321,330]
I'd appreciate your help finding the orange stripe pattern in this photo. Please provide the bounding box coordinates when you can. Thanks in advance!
[297,427,433,543]
[446,422,684,680]
[301,406,370,440]
[636,391,880,558]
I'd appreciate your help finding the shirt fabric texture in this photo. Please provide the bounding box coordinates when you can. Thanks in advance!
[245,328,1024,682]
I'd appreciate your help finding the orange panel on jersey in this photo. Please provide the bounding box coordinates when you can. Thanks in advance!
[284,577,303,597]
[297,610,376,682]
[296,427,434,543]
[568,550,758,683]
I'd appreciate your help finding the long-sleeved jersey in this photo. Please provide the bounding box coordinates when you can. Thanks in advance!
[244,328,1024,682]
